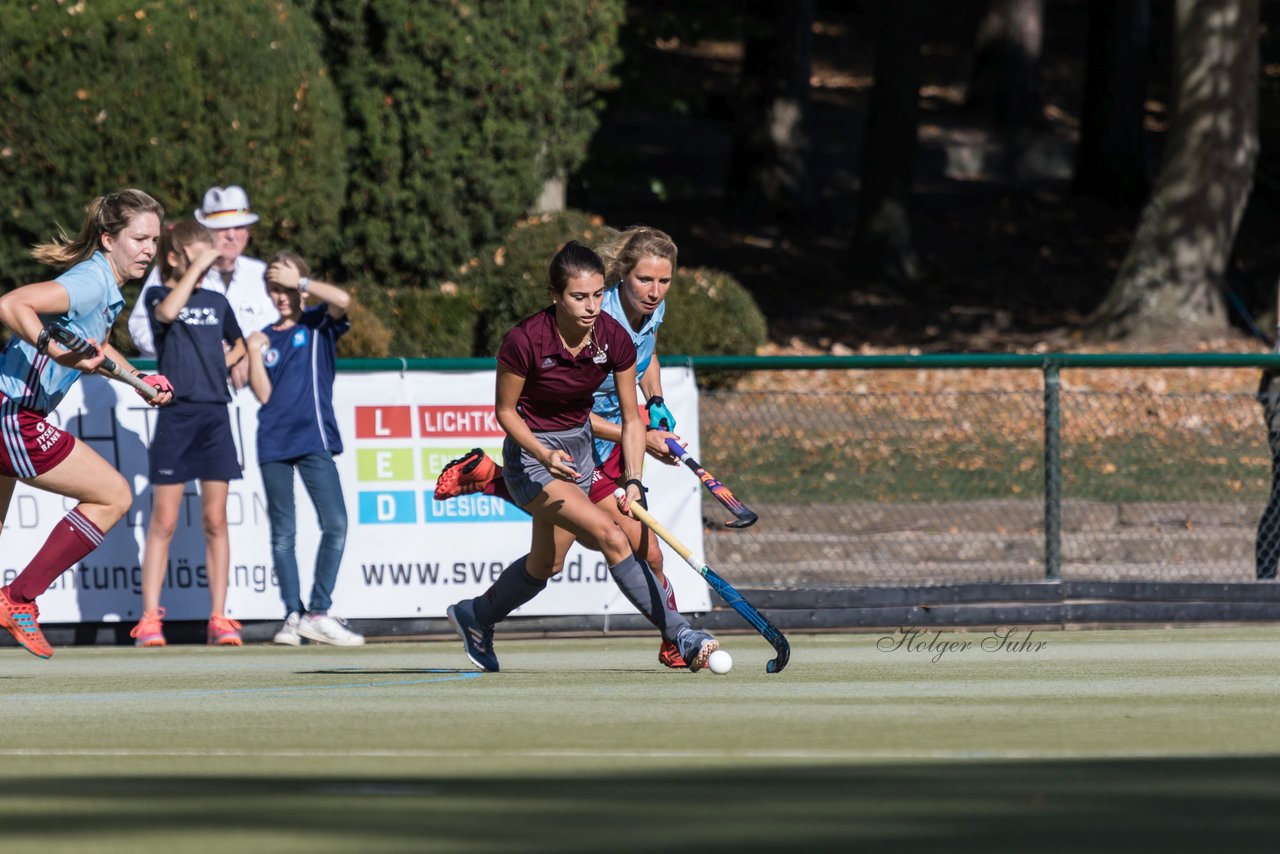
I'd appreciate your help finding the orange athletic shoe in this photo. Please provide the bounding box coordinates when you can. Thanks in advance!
[658,639,687,669]
[434,448,498,500]
[130,608,167,648]
[0,585,53,659]
[207,614,243,646]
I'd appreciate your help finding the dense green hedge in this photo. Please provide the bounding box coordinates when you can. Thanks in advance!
[0,0,346,289]
[0,2,759,363]
[463,210,611,354]
[310,0,624,290]
[456,209,764,359]
[659,267,767,357]
[356,285,478,358]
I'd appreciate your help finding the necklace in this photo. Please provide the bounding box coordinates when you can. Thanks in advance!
[558,322,594,358]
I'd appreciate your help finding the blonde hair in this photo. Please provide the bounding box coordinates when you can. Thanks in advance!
[595,226,678,285]
[158,221,214,281]
[31,189,164,269]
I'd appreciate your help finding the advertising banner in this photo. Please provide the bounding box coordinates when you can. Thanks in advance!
[0,368,709,624]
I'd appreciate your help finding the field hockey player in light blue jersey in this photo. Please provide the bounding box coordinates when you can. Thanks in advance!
[0,190,175,658]
[436,227,692,668]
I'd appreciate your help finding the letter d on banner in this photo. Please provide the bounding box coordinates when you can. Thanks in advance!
[377,495,395,520]
[358,491,417,524]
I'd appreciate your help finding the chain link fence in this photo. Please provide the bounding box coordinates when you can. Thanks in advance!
[691,355,1280,589]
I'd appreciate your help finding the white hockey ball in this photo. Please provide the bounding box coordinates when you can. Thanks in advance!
[707,649,733,675]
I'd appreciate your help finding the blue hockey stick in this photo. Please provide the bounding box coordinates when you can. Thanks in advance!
[620,491,789,673]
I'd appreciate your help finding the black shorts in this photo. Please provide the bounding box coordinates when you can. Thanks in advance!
[149,401,242,484]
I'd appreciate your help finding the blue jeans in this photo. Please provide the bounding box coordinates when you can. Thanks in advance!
[261,453,348,616]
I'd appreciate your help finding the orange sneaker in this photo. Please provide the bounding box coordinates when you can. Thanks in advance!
[658,639,687,669]
[434,448,497,500]
[207,614,243,646]
[0,585,53,659]
[130,608,167,647]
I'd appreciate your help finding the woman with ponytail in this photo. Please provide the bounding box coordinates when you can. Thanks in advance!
[0,190,174,658]
[445,240,719,673]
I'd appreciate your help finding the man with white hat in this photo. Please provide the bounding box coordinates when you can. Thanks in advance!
[128,185,279,388]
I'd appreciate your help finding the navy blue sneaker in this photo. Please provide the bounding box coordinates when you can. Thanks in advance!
[676,628,719,673]
[447,599,499,672]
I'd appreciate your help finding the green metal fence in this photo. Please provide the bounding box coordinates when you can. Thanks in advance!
[680,354,1280,589]
[335,353,1280,591]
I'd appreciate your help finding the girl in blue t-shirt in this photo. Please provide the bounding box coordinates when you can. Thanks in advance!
[0,190,174,658]
[132,221,246,648]
[245,251,363,647]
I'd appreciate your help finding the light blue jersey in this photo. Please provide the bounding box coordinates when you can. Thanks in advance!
[592,284,664,463]
[0,252,124,414]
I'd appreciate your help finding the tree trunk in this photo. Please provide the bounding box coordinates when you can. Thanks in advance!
[965,0,1046,126]
[1085,0,1259,343]
[851,0,923,283]
[725,0,815,217]
[1075,0,1151,205]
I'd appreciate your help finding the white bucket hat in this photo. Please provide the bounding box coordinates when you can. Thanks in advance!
[194,185,260,229]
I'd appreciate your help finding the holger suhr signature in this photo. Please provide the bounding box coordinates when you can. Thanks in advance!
[876,626,1048,663]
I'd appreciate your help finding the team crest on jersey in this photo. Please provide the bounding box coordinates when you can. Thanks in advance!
[292,329,308,348]
[263,348,280,368]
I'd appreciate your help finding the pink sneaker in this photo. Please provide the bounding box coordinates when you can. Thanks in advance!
[130,608,167,647]
[207,614,243,646]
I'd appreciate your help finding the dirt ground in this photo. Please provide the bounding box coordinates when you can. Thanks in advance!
[571,1,1280,366]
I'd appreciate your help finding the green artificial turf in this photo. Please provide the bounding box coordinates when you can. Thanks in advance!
[1,628,1278,852]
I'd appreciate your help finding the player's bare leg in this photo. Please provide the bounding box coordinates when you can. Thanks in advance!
[1,442,129,658]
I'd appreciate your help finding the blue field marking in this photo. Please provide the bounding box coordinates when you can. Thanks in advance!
[13,670,484,704]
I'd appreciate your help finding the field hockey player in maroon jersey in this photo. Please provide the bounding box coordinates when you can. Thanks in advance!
[445,241,719,673]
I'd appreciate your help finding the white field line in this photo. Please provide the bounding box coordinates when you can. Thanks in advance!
[0,747,1275,762]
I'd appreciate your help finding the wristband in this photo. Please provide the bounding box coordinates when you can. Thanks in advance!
[623,477,648,509]
[35,328,50,355]
[298,277,310,293]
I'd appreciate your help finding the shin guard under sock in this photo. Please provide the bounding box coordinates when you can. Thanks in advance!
[9,509,105,603]
[608,554,690,643]
[473,555,546,625]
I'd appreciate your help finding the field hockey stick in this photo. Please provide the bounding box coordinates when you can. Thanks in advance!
[44,323,159,401]
[616,489,789,673]
[664,438,758,528]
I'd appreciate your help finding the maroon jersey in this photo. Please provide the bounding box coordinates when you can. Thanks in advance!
[497,307,637,432]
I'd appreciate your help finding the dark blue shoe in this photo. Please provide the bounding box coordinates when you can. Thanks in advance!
[447,599,499,672]
[676,628,719,673]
